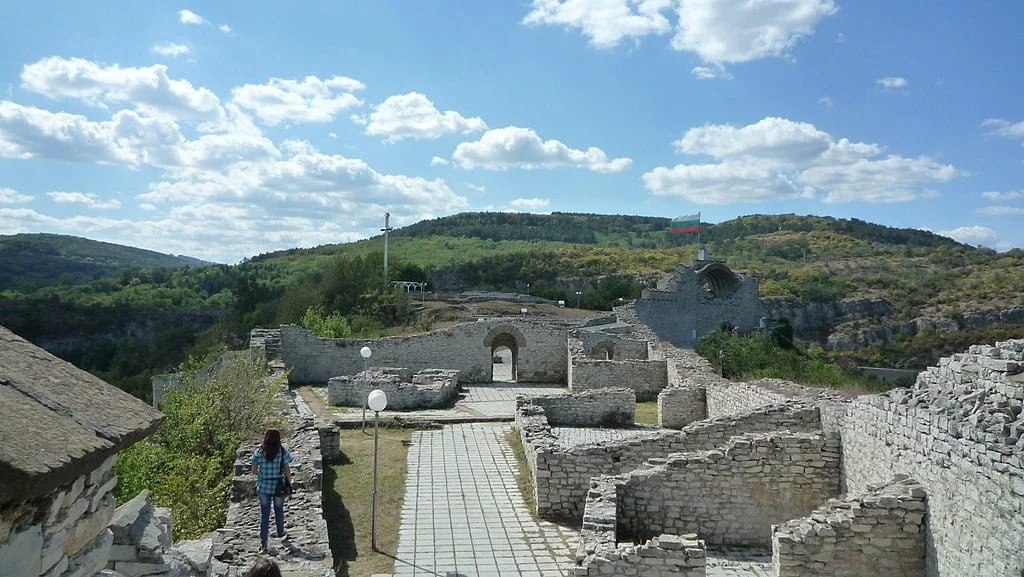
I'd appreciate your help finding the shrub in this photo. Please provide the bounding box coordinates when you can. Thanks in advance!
[114,348,286,539]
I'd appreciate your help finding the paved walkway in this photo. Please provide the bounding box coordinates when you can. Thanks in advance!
[391,423,577,577]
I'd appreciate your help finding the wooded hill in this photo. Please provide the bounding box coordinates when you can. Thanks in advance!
[2,213,1022,399]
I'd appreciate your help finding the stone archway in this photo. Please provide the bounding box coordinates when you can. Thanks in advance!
[483,325,527,383]
[589,340,617,360]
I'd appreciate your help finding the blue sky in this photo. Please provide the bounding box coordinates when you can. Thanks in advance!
[1,0,1022,263]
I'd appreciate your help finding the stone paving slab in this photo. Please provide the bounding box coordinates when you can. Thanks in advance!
[390,423,577,577]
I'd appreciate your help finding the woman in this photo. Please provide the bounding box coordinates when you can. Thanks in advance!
[251,428,293,552]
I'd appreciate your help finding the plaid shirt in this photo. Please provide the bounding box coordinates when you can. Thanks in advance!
[252,447,293,495]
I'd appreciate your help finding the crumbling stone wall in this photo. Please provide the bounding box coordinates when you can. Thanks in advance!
[327,367,459,410]
[657,382,707,429]
[575,330,649,360]
[576,474,706,576]
[569,358,668,401]
[772,476,927,577]
[517,388,636,428]
[0,455,119,577]
[615,432,841,548]
[274,321,569,384]
[517,400,823,521]
[842,339,1024,577]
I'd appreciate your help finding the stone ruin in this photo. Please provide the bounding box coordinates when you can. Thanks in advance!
[327,367,460,410]
[515,338,1024,576]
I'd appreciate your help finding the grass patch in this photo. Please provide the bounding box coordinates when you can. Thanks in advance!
[323,427,413,577]
[635,401,659,426]
[505,429,537,518]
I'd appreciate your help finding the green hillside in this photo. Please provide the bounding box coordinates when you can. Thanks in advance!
[2,212,1022,400]
[0,233,210,291]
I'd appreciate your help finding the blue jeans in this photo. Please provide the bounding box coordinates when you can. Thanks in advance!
[258,492,285,546]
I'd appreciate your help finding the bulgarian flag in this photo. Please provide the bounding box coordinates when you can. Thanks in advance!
[669,213,701,234]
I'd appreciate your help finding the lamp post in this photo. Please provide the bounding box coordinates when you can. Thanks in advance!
[360,346,372,432]
[367,389,388,552]
[575,290,582,308]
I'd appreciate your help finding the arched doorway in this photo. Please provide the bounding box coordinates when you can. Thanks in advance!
[483,325,527,383]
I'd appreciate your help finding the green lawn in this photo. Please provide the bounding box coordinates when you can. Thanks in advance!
[635,401,659,426]
[323,427,412,577]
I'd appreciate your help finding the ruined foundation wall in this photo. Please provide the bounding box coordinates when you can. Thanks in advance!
[520,401,823,522]
[520,388,636,428]
[327,368,459,410]
[278,321,569,384]
[617,432,841,548]
[841,340,1024,577]
[707,378,851,433]
[773,476,927,577]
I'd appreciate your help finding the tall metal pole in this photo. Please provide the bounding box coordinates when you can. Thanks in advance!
[371,410,380,551]
[381,212,393,290]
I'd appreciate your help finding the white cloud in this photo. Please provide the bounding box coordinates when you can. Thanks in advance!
[982,190,1024,201]
[510,197,551,210]
[179,9,207,25]
[219,24,232,34]
[523,0,836,73]
[522,0,674,48]
[139,203,157,211]
[328,132,337,139]
[0,187,32,203]
[21,56,223,122]
[818,96,833,108]
[672,0,837,62]
[976,205,1024,216]
[939,225,997,246]
[47,191,121,209]
[151,42,191,57]
[430,156,449,166]
[836,32,845,43]
[232,75,364,126]
[467,184,486,192]
[354,92,487,142]
[983,118,1024,140]
[644,117,961,204]
[876,76,908,89]
[453,126,632,173]
[691,64,732,80]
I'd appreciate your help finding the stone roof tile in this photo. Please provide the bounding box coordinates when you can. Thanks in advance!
[0,325,164,505]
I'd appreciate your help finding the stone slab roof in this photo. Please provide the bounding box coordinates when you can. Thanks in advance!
[0,325,164,506]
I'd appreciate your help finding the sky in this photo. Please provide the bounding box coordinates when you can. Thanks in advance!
[1,0,1023,263]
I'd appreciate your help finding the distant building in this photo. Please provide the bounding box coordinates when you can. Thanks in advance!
[0,325,163,577]
[633,259,768,347]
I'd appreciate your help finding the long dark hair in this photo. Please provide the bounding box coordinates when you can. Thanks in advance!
[260,428,282,463]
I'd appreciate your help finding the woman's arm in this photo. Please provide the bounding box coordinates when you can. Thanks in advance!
[284,463,292,483]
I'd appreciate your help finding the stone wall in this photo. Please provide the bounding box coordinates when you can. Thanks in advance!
[327,368,459,410]
[275,321,569,384]
[706,378,851,433]
[517,400,823,521]
[575,331,649,360]
[517,388,636,428]
[772,476,927,577]
[0,454,118,577]
[569,358,668,401]
[616,432,841,548]
[841,339,1024,577]
[657,382,707,429]
[574,472,704,577]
